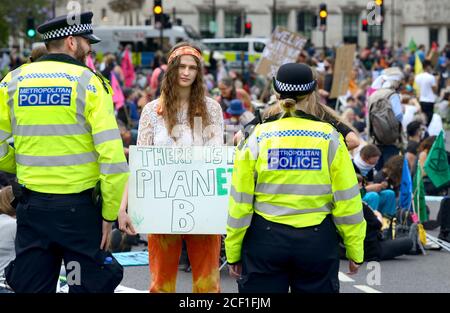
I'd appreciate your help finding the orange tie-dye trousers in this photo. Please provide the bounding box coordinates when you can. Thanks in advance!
[148,234,221,293]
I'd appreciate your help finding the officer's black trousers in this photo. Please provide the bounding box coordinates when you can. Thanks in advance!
[5,189,123,293]
[238,214,340,293]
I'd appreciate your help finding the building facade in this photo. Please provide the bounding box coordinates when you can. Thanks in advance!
[56,0,450,49]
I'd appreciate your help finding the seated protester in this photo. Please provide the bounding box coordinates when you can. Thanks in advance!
[224,99,255,145]
[353,144,397,218]
[342,175,413,261]
[405,120,425,173]
[374,155,404,195]
[0,186,17,277]
[418,136,450,196]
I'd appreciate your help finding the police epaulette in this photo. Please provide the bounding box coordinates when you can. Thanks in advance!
[91,70,110,94]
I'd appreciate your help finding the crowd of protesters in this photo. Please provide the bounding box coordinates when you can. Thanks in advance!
[1,39,449,292]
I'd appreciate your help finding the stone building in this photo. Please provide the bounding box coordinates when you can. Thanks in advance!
[56,0,450,49]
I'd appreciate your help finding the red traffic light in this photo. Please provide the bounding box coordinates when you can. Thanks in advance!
[244,21,252,35]
[362,19,368,32]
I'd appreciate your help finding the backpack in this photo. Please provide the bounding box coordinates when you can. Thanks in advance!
[155,67,165,98]
[368,88,401,145]
[382,210,427,255]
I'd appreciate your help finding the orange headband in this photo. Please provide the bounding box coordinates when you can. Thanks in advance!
[168,46,202,64]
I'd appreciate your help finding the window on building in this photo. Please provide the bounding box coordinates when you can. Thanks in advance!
[273,12,288,29]
[225,12,241,37]
[199,12,215,38]
[429,28,439,47]
[368,25,382,47]
[343,13,359,44]
[297,12,315,39]
[101,8,108,22]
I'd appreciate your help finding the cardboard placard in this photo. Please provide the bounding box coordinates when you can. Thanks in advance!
[128,146,235,234]
[330,44,357,99]
[256,26,306,77]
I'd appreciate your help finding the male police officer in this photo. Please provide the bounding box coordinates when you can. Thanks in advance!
[0,12,129,293]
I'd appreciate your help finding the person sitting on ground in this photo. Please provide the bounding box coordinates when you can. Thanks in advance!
[0,186,17,277]
[353,144,397,218]
[374,155,404,195]
[418,136,450,196]
[405,120,425,173]
[340,181,413,262]
[224,99,255,145]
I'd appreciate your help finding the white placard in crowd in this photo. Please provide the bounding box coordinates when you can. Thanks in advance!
[128,146,235,234]
[256,26,306,77]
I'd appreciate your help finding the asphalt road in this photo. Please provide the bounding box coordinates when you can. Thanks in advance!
[118,131,450,293]
[118,200,449,294]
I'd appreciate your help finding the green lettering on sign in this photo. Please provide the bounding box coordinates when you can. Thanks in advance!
[216,168,228,195]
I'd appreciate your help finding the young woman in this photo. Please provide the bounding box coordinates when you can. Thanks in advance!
[118,42,224,293]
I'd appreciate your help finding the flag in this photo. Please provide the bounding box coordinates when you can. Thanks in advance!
[413,162,428,222]
[431,41,438,52]
[408,39,417,53]
[399,157,413,211]
[111,72,125,110]
[424,130,450,188]
[121,48,135,88]
[413,53,423,96]
[86,54,96,72]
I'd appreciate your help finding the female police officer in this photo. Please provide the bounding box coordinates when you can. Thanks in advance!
[225,63,366,293]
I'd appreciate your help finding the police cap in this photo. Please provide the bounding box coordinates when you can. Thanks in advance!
[273,63,317,99]
[37,11,101,44]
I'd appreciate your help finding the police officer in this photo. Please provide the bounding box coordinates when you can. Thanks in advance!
[0,12,129,293]
[225,63,366,293]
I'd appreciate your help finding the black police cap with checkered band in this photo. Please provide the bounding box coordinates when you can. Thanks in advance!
[37,11,101,44]
[273,63,317,99]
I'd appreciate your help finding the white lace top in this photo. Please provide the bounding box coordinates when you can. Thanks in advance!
[137,97,224,147]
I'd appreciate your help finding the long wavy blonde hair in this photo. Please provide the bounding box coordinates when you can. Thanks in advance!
[159,42,210,136]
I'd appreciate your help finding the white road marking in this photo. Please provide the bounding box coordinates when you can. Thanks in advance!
[353,285,382,293]
[338,271,355,282]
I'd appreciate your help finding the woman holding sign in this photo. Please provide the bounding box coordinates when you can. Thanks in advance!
[118,42,224,293]
[225,63,366,293]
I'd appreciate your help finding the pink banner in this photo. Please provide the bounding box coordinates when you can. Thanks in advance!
[111,72,125,110]
[121,48,135,88]
[86,54,96,72]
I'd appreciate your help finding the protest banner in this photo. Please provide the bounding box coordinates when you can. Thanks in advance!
[256,26,306,77]
[330,44,356,99]
[128,146,235,234]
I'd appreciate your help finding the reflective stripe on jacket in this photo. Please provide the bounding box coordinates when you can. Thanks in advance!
[0,54,129,221]
[225,116,366,263]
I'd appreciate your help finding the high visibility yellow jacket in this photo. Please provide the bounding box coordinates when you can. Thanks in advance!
[225,113,366,264]
[0,54,129,221]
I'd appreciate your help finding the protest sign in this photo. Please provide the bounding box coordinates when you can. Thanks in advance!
[256,26,306,77]
[330,44,356,99]
[128,146,235,234]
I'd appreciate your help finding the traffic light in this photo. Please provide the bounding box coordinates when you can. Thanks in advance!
[319,3,327,27]
[235,16,242,35]
[244,21,252,35]
[375,0,384,23]
[26,16,36,38]
[361,18,368,32]
[154,0,163,24]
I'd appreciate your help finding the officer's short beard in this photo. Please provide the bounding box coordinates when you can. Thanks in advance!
[74,38,88,64]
